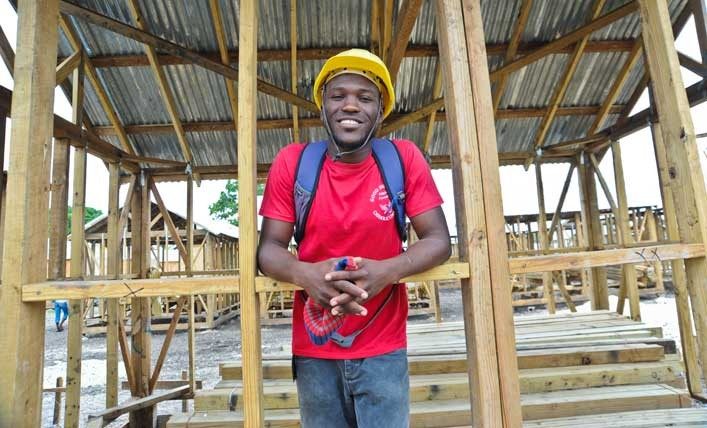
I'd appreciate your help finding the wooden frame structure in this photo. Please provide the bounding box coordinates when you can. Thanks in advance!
[0,0,706,427]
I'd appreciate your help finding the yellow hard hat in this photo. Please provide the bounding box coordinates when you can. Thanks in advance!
[313,49,396,119]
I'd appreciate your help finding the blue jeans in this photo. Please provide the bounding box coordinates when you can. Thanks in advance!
[54,301,69,324]
[294,348,409,428]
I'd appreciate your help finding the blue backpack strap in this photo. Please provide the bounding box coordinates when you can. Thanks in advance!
[371,139,407,242]
[293,141,328,244]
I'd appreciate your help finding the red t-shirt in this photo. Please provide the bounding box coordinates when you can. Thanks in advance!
[259,139,443,359]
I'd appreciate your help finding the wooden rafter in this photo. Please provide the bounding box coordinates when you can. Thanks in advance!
[208,0,239,143]
[59,16,136,155]
[493,0,534,112]
[80,40,638,68]
[289,0,299,142]
[379,97,444,135]
[380,0,394,60]
[422,62,443,153]
[60,0,319,114]
[527,0,608,168]
[126,0,194,165]
[55,50,81,86]
[678,51,707,76]
[386,0,424,83]
[491,1,637,83]
[89,104,626,137]
[0,25,13,76]
[589,41,643,135]
[370,0,380,55]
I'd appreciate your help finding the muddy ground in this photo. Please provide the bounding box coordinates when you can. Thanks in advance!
[41,288,686,427]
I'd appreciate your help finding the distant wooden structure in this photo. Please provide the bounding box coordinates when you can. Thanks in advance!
[67,202,240,334]
[1,0,707,427]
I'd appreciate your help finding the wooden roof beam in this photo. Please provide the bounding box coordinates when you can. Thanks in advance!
[0,25,14,76]
[490,1,638,81]
[208,0,240,143]
[493,0,534,112]
[127,0,194,167]
[55,50,81,87]
[59,0,319,114]
[422,62,443,153]
[379,97,444,135]
[81,40,638,68]
[386,0,424,83]
[289,0,299,142]
[589,41,643,135]
[59,15,136,155]
[91,104,626,136]
[526,0,609,168]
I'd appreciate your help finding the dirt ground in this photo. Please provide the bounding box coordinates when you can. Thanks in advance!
[40,288,688,427]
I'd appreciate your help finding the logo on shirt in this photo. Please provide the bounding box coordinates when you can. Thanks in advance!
[370,184,394,221]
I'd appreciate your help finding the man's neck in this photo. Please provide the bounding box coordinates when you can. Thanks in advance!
[327,141,373,164]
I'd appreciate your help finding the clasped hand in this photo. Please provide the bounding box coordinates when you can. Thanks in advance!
[302,257,397,317]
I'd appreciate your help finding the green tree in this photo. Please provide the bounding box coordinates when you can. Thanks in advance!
[67,206,103,234]
[209,180,264,226]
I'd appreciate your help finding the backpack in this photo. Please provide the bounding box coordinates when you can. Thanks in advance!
[293,138,407,244]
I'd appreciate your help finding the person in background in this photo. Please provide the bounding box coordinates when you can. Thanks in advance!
[53,299,69,332]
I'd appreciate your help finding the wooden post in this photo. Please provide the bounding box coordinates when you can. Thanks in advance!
[0,109,6,276]
[436,0,522,426]
[577,152,609,309]
[106,163,121,408]
[574,213,591,296]
[65,52,85,428]
[129,175,154,427]
[0,1,59,425]
[612,142,641,320]
[640,0,707,383]
[53,376,64,425]
[238,0,265,425]
[186,174,196,393]
[651,118,704,394]
[644,209,664,292]
[535,163,556,314]
[48,138,70,280]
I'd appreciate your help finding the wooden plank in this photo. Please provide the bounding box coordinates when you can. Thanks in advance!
[489,1,639,81]
[55,50,81,86]
[186,175,196,395]
[0,25,14,76]
[547,164,575,243]
[48,139,70,280]
[640,0,707,384]
[386,0,424,83]
[88,385,189,427]
[126,0,194,166]
[166,384,690,427]
[117,176,136,239]
[106,163,121,408]
[81,40,637,69]
[535,163,556,314]
[651,119,703,395]
[129,179,154,427]
[588,153,619,218]
[691,0,707,64]
[436,0,518,426]
[509,243,705,274]
[379,97,444,135]
[492,0,534,112]
[59,0,318,114]
[422,62,443,152]
[289,0,299,142]
[237,0,264,426]
[524,408,707,428]
[612,142,641,321]
[202,359,683,411]
[65,58,86,428]
[219,343,666,380]
[150,297,187,391]
[0,1,58,425]
[149,178,188,263]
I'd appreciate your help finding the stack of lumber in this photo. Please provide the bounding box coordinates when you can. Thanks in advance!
[167,311,696,427]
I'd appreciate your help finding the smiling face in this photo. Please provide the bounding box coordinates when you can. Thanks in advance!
[321,73,383,150]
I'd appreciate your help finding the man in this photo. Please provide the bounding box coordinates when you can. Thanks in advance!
[53,299,69,332]
[257,49,450,427]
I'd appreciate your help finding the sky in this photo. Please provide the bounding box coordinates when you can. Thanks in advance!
[0,3,706,236]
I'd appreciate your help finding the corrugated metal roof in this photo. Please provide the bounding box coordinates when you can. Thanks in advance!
[55,0,690,169]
